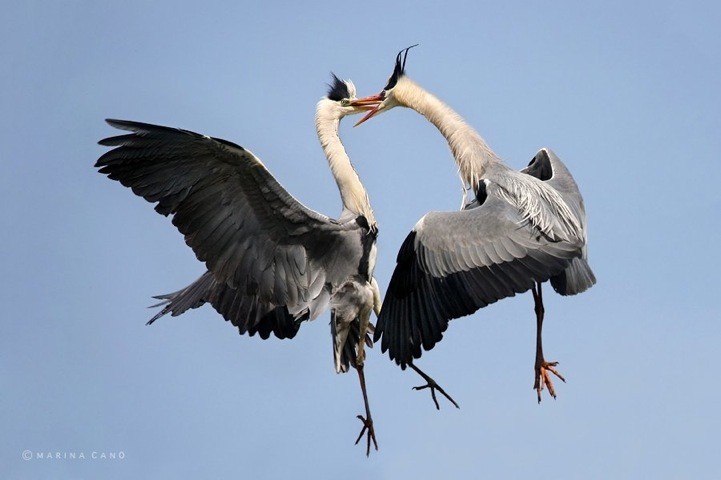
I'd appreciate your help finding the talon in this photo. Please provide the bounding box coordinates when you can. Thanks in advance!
[409,363,460,410]
[412,383,440,410]
[534,360,565,403]
[354,414,378,456]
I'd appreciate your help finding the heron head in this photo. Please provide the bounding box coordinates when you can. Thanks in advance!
[324,74,379,117]
[350,44,418,126]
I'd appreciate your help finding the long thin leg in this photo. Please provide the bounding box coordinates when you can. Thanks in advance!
[353,364,378,456]
[408,362,460,410]
[532,282,565,402]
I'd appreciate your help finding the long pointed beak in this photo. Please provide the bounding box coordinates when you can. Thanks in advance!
[349,94,385,127]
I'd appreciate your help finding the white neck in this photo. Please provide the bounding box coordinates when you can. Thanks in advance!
[393,77,502,187]
[315,100,376,226]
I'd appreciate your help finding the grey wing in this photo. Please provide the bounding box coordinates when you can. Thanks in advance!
[375,186,584,367]
[147,271,305,340]
[523,148,596,295]
[96,119,363,334]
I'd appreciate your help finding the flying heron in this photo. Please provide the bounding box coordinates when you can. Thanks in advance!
[352,47,595,404]
[95,75,383,454]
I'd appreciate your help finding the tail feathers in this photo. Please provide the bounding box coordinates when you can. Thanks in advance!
[551,257,596,296]
[332,312,374,373]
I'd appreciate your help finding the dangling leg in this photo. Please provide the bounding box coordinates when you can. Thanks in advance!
[408,362,460,410]
[353,363,378,456]
[532,281,565,402]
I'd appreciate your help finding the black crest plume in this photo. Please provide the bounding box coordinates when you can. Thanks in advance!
[326,73,350,101]
[384,44,419,90]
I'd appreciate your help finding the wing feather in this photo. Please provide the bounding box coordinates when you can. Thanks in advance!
[97,119,365,339]
[523,148,596,295]
[375,181,586,367]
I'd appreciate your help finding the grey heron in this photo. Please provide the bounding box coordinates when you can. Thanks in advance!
[352,47,595,404]
[95,75,382,454]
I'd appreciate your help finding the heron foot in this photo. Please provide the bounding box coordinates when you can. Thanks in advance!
[413,381,460,410]
[354,414,378,456]
[408,362,460,410]
[534,359,565,403]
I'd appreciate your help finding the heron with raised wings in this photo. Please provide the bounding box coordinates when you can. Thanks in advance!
[95,75,382,454]
[352,47,596,404]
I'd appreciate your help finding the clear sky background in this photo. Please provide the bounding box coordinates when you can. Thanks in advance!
[2,1,720,478]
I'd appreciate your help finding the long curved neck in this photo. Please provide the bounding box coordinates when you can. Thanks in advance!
[394,77,502,187]
[315,101,376,227]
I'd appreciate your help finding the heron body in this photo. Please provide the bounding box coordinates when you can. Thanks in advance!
[353,48,595,403]
[380,148,594,360]
[96,75,381,452]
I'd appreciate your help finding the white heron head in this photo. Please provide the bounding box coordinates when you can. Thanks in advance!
[321,74,380,118]
[350,44,418,126]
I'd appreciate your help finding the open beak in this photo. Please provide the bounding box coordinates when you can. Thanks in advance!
[349,93,385,127]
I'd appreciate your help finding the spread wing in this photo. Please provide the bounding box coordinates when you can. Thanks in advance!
[96,119,366,333]
[374,176,585,367]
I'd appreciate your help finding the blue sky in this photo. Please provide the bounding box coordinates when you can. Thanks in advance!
[2,1,720,478]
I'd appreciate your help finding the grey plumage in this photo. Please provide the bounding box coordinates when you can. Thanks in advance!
[378,148,592,367]
[97,120,371,350]
[351,51,595,393]
[95,77,382,453]
[95,87,379,373]
[526,149,595,296]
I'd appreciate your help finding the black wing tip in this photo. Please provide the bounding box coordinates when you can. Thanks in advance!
[97,137,117,148]
[102,118,185,135]
[98,119,134,146]
[104,118,145,131]
[98,118,219,147]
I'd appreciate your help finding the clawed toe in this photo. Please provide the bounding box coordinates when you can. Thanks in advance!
[354,414,378,456]
[534,360,566,403]
[409,363,460,410]
[413,381,460,410]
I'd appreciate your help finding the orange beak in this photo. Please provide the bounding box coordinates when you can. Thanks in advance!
[349,93,385,127]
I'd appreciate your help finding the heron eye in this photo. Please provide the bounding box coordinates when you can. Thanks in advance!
[340,99,350,106]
